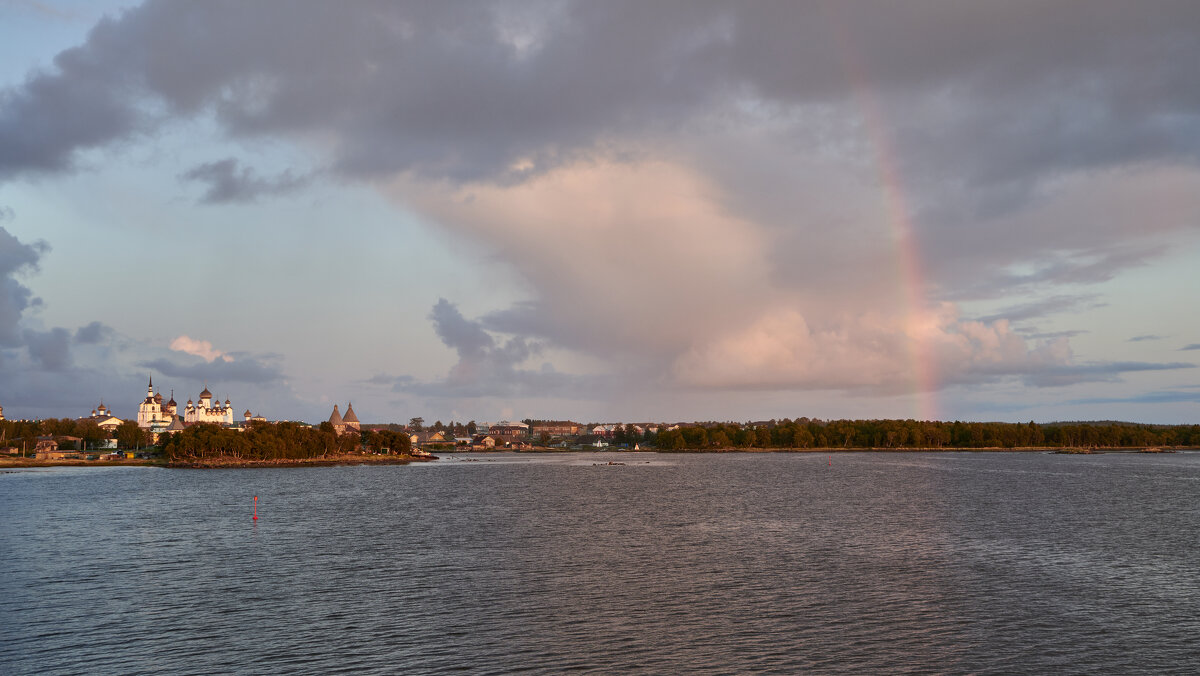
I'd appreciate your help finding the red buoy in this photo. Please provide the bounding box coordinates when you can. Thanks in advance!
[253,495,258,520]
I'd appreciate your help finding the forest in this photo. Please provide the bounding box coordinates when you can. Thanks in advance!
[156,422,412,462]
[5,416,1196,459]
[649,419,1200,450]
[0,417,148,450]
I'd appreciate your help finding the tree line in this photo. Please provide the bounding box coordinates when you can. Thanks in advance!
[0,418,149,450]
[158,421,411,462]
[650,419,1200,450]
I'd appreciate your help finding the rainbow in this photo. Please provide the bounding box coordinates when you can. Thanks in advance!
[826,6,939,421]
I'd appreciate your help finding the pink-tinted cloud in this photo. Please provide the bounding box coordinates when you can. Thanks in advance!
[391,160,1108,397]
[170,335,233,363]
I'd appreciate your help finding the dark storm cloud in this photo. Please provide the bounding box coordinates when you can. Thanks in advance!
[138,353,284,384]
[180,158,312,204]
[0,226,48,347]
[388,299,604,399]
[23,327,71,371]
[0,33,145,179]
[3,1,1198,188]
[1128,335,1164,343]
[1069,390,1200,406]
[1023,329,1089,340]
[3,0,1200,404]
[939,244,1172,303]
[73,321,112,344]
[1024,361,1195,388]
[0,368,147,420]
[977,294,1104,324]
[365,373,409,386]
[1181,344,1200,351]
[430,298,497,360]
[1,227,114,362]
[2,2,1196,286]
[0,228,131,418]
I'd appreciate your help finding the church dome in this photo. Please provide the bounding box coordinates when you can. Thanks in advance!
[154,392,163,403]
[329,405,343,426]
[200,387,213,399]
[343,403,359,423]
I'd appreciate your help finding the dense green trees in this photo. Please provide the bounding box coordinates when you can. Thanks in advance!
[158,421,409,462]
[361,428,412,454]
[646,419,1200,451]
[4,415,1198,458]
[116,421,149,449]
[1,417,111,452]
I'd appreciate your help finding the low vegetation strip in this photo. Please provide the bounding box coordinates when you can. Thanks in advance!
[166,453,433,469]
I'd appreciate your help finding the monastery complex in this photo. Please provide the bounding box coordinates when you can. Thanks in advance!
[136,377,263,438]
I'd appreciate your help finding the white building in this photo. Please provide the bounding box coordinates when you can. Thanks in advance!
[185,386,234,426]
[137,378,236,434]
[136,377,177,431]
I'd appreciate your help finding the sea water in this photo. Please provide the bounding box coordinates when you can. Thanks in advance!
[3,451,1198,674]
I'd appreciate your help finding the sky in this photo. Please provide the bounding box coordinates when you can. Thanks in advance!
[1,0,1199,425]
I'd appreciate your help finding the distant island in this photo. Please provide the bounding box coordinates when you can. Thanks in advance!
[3,411,1197,469]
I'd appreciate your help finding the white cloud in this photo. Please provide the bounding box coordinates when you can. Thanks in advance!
[170,335,233,363]
[392,159,1088,398]
[393,159,774,358]
[672,304,1074,394]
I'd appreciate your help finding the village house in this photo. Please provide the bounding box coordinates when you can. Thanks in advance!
[592,424,621,437]
[34,436,84,460]
[411,430,448,447]
[530,421,581,437]
[488,421,529,439]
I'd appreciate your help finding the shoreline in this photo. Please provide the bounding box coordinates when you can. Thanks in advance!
[0,453,438,469]
[512,445,1194,453]
[4,447,1192,469]
[167,453,439,468]
[420,445,1197,454]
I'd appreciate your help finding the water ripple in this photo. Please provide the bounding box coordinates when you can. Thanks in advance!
[3,452,1199,674]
